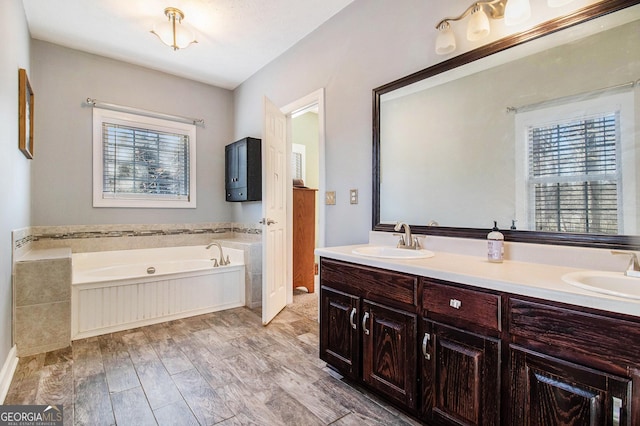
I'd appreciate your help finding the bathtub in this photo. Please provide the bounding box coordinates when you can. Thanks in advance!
[71,245,245,339]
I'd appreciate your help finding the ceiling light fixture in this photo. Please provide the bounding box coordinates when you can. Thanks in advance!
[435,0,536,55]
[151,7,198,51]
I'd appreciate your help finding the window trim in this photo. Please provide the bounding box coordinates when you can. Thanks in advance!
[514,91,635,234]
[92,108,197,208]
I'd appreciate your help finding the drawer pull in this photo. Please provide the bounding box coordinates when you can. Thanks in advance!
[362,312,370,335]
[449,298,462,309]
[349,308,357,330]
[422,333,431,360]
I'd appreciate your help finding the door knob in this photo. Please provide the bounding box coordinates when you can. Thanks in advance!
[259,218,277,225]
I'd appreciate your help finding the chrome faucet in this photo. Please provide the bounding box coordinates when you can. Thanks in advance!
[612,250,640,278]
[206,242,230,267]
[394,221,419,250]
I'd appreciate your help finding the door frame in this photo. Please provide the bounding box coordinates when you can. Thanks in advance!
[282,88,326,304]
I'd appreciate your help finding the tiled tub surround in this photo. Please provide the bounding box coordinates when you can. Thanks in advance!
[12,222,263,309]
[72,246,246,339]
[13,248,72,357]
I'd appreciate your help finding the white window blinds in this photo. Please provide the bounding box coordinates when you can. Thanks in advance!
[528,113,619,234]
[102,123,190,200]
[92,108,197,208]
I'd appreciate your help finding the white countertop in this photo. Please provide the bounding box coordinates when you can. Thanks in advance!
[316,244,640,318]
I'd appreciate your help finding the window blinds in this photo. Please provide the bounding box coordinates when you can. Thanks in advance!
[102,122,190,200]
[528,113,619,234]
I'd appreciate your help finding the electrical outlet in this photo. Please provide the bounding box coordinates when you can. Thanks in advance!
[350,189,358,204]
[325,191,336,205]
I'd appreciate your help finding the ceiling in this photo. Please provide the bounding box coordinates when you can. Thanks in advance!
[21,0,355,90]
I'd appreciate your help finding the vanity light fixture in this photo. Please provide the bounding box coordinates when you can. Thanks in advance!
[435,0,535,55]
[151,7,198,51]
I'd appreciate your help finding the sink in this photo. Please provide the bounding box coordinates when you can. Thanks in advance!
[561,270,640,300]
[352,246,435,259]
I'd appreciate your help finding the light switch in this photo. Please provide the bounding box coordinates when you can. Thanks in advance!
[350,189,358,204]
[325,191,336,205]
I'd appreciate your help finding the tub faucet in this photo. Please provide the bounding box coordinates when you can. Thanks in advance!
[206,242,230,266]
[394,221,419,250]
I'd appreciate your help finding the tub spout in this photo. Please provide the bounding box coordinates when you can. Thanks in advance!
[206,242,229,266]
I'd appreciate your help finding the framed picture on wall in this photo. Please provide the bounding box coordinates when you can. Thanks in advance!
[18,68,34,159]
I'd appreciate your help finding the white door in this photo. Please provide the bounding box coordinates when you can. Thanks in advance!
[261,97,288,325]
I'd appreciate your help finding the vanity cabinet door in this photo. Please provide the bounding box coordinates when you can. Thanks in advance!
[362,299,417,410]
[420,319,501,426]
[320,287,360,380]
[509,345,631,426]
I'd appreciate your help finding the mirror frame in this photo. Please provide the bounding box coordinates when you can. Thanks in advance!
[373,0,640,250]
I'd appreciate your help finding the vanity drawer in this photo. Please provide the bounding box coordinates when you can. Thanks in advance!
[509,297,640,367]
[422,279,501,332]
[320,258,418,309]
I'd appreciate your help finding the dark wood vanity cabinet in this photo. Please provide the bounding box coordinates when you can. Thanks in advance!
[320,287,360,379]
[508,297,640,425]
[319,258,640,425]
[319,258,418,410]
[509,346,631,426]
[420,279,501,426]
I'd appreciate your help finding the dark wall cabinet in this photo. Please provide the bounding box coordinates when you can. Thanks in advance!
[319,257,640,425]
[225,137,261,202]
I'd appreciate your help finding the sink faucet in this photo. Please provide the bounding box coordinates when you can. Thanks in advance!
[206,242,230,267]
[612,250,640,277]
[394,221,419,250]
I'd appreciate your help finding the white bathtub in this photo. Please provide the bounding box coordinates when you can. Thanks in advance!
[71,245,245,339]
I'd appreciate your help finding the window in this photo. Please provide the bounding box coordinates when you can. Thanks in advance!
[292,143,306,182]
[515,92,635,234]
[92,108,196,208]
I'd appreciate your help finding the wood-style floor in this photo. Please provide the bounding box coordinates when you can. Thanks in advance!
[4,291,420,425]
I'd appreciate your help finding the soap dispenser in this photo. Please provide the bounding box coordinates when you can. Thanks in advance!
[487,221,504,263]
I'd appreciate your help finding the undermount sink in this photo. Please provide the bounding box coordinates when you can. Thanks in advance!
[561,270,640,300]
[352,246,435,259]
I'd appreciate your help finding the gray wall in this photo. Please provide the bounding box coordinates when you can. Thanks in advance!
[0,0,31,368]
[30,41,235,225]
[232,0,459,246]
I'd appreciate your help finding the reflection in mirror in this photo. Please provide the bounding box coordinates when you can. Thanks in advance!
[376,2,640,247]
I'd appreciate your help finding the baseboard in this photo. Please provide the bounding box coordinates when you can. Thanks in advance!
[0,345,18,404]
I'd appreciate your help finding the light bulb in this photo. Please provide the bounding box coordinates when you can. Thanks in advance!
[435,22,456,55]
[504,0,531,26]
[467,6,490,41]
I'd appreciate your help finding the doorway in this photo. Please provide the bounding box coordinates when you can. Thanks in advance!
[282,89,326,311]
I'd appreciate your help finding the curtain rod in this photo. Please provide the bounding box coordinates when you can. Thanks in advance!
[506,79,638,114]
[85,98,205,126]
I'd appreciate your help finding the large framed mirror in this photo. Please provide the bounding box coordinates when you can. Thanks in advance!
[373,0,640,249]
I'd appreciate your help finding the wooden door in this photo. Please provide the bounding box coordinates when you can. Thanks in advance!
[510,345,631,426]
[421,319,501,425]
[319,287,360,380]
[362,299,417,410]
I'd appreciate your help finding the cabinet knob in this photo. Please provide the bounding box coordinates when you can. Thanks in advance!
[349,308,357,330]
[449,298,462,309]
[362,312,370,335]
